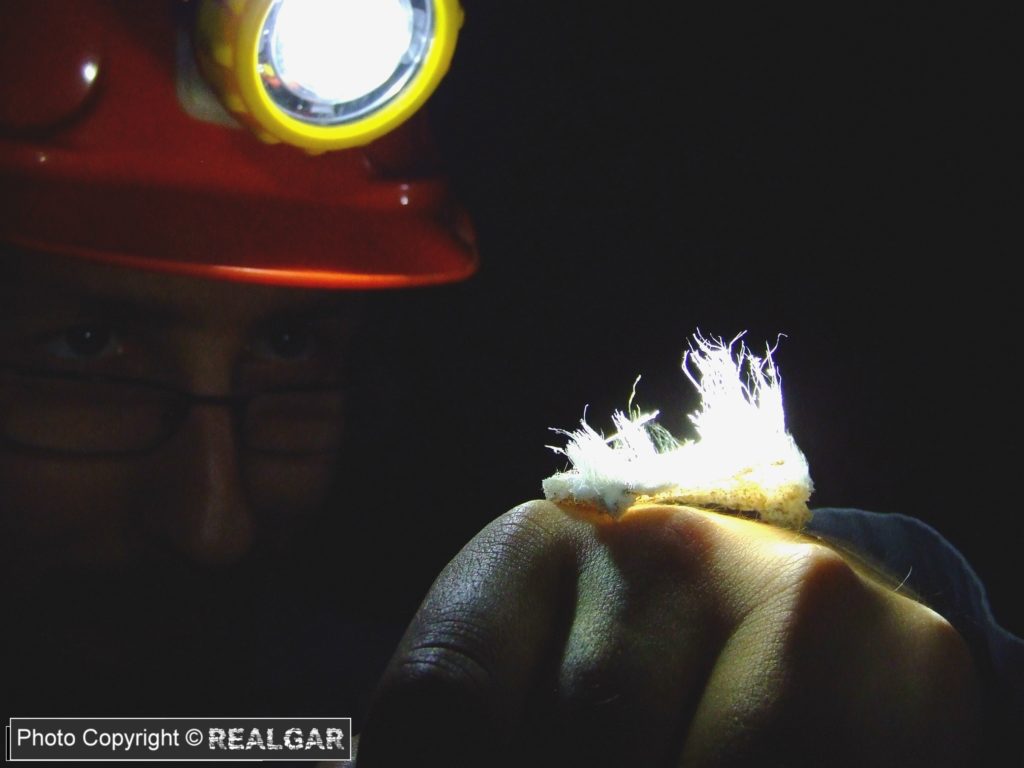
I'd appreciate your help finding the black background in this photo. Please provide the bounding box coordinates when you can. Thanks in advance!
[362,3,1020,636]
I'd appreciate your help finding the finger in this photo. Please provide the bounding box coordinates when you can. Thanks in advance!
[678,539,982,768]
[356,500,574,767]
[525,504,730,766]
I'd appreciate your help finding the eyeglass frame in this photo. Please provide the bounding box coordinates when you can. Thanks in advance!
[0,362,348,458]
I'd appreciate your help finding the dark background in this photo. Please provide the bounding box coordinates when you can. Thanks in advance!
[363,4,1020,636]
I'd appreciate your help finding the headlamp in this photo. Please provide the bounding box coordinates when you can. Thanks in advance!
[196,0,463,152]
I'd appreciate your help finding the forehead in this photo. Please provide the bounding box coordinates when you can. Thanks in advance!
[2,250,358,328]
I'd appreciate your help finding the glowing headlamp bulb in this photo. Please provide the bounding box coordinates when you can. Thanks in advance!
[265,0,418,107]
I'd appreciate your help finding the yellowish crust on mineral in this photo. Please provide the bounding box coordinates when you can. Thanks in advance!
[634,486,812,530]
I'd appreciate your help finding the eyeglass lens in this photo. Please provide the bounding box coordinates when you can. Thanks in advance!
[0,370,345,455]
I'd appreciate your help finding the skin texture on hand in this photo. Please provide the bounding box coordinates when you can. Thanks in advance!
[356,501,982,767]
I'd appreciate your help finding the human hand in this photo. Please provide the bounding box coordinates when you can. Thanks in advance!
[356,501,981,767]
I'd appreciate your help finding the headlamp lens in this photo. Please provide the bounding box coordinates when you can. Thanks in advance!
[259,0,432,126]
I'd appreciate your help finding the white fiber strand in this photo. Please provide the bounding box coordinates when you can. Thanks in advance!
[542,332,813,528]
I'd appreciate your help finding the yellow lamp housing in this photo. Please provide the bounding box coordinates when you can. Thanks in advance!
[195,0,463,152]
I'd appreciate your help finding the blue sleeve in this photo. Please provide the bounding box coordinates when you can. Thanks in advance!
[807,507,1022,765]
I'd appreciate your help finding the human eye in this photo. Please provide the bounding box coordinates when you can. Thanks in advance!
[248,322,318,362]
[242,317,349,389]
[39,323,125,363]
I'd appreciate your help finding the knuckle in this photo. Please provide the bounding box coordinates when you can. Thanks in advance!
[397,645,491,695]
[440,504,562,583]
[495,500,564,544]
[397,612,495,695]
[784,541,861,602]
[599,505,717,581]
[464,502,568,567]
[767,541,866,641]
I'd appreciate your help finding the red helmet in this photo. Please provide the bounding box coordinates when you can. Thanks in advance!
[0,0,477,288]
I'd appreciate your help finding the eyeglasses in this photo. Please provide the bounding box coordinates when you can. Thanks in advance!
[0,365,346,457]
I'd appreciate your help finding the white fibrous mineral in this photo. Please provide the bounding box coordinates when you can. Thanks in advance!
[542,332,813,528]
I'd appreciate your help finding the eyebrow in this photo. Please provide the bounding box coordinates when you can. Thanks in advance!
[35,291,189,328]
[250,301,360,325]
[3,274,362,330]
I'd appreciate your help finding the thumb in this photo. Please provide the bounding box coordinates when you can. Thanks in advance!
[357,502,572,767]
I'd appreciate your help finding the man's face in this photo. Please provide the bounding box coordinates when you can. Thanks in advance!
[0,251,357,578]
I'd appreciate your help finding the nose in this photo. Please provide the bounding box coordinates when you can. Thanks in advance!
[160,404,254,565]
